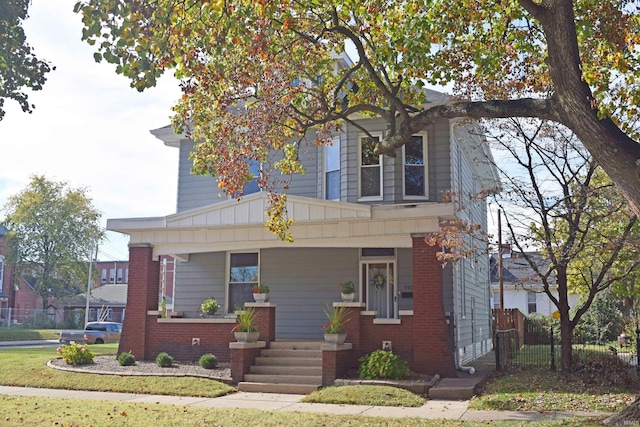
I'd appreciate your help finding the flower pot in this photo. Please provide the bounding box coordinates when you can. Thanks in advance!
[323,333,347,345]
[234,331,260,343]
[341,292,355,302]
[253,293,269,303]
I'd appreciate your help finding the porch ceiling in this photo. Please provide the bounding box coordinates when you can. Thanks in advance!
[107,193,456,258]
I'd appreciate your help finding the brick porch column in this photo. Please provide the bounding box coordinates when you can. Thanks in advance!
[411,235,456,376]
[246,302,276,346]
[118,244,159,360]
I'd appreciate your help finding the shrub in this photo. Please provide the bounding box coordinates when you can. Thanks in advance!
[199,353,218,369]
[117,351,136,366]
[156,352,173,368]
[358,350,409,380]
[57,343,95,365]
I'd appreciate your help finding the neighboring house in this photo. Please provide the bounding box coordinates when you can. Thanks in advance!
[490,248,579,316]
[108,86,500,382]
[60,283,128,324]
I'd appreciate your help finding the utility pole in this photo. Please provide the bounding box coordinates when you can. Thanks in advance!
[498,209,504,310]
[84,244,98,326]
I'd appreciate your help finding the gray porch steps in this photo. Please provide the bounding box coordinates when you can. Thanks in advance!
[237,340,324,394]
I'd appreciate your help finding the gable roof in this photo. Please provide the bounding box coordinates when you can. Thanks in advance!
[490,251,556,288]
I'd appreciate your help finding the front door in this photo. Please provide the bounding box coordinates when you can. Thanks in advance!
[363,261,396,318]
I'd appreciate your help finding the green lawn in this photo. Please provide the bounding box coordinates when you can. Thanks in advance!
[0,344,234,398]
[0,328,60,341]
[0,394,599,427]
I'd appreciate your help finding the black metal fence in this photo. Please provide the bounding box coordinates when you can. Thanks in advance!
[495,318,639,371]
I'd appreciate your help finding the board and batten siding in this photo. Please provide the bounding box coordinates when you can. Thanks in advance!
[172,252,227,315]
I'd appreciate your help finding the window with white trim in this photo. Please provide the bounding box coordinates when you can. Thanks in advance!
[101,269,107,283]
[359,134,383,199]
[228,252,259,312]
[527,291,537,314]
[324,136,340,200]
[403,134,428,198]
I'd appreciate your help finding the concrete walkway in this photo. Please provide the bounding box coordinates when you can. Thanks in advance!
[0,385,606,422]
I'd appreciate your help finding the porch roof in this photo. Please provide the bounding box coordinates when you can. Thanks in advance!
[107,193,456,259]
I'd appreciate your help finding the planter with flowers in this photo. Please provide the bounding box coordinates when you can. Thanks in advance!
[199,297,220,317]
[232,306,259,342]
[339,281,355,302]
[322,304,350,345]
[253,283,270,302]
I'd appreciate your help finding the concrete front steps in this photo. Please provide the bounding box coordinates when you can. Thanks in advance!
[237,341,324,394]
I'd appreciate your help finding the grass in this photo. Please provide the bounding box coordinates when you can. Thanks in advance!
[470,367,639,412]
[0,344,234,398]
[0,341,636,425]
[303,385,425,407]
[0,328,60,341]
[0,394,599,427]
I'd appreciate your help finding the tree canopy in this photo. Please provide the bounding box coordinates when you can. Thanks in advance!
[1,176,103,308]
[0,0,53,120]
[74,0,640,221]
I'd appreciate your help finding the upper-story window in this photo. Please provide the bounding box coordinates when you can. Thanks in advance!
[101,268,107,283]
[359,133,383,200]
[403,134,428,199]
[117,268,123,283]
[324,136,340,200]
[244,160,261,195]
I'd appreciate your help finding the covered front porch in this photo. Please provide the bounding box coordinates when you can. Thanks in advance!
[109,194,459,383]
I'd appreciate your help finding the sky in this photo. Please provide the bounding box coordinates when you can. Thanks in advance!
[0,0,182,262]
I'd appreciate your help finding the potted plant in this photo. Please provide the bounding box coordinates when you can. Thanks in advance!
[339,281,355,302]
[200,297,220,317]
[232,306,259,342]
[322,304,350,345]
[253,283,270,302]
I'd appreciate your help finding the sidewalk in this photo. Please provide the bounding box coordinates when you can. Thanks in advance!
[0,385,606,422]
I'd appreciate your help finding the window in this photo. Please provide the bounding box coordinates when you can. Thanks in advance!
[403,134,428,198]
[228,252,259,312]
[244,160,261,195]
[117,268,123,283]
[359,134,383,199]
[109,268,115,283]
[100,269,107,283]
[493,292,500,309]
[0,255,4,292]
[324,136,340,200]
[527,291,537,314]
[125,269,129,283]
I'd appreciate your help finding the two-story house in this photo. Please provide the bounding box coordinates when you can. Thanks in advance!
[108,88,500,390]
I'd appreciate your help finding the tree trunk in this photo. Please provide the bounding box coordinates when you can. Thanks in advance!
[604,396,640,425]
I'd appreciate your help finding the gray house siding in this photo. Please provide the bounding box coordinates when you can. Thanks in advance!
[450,132,493,362]
[176,141,220,212]
[259,247,360,340]
[171,247,418,339]
[172,252,226,315]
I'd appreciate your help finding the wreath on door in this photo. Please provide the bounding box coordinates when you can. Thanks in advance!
[371,271,385,289]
